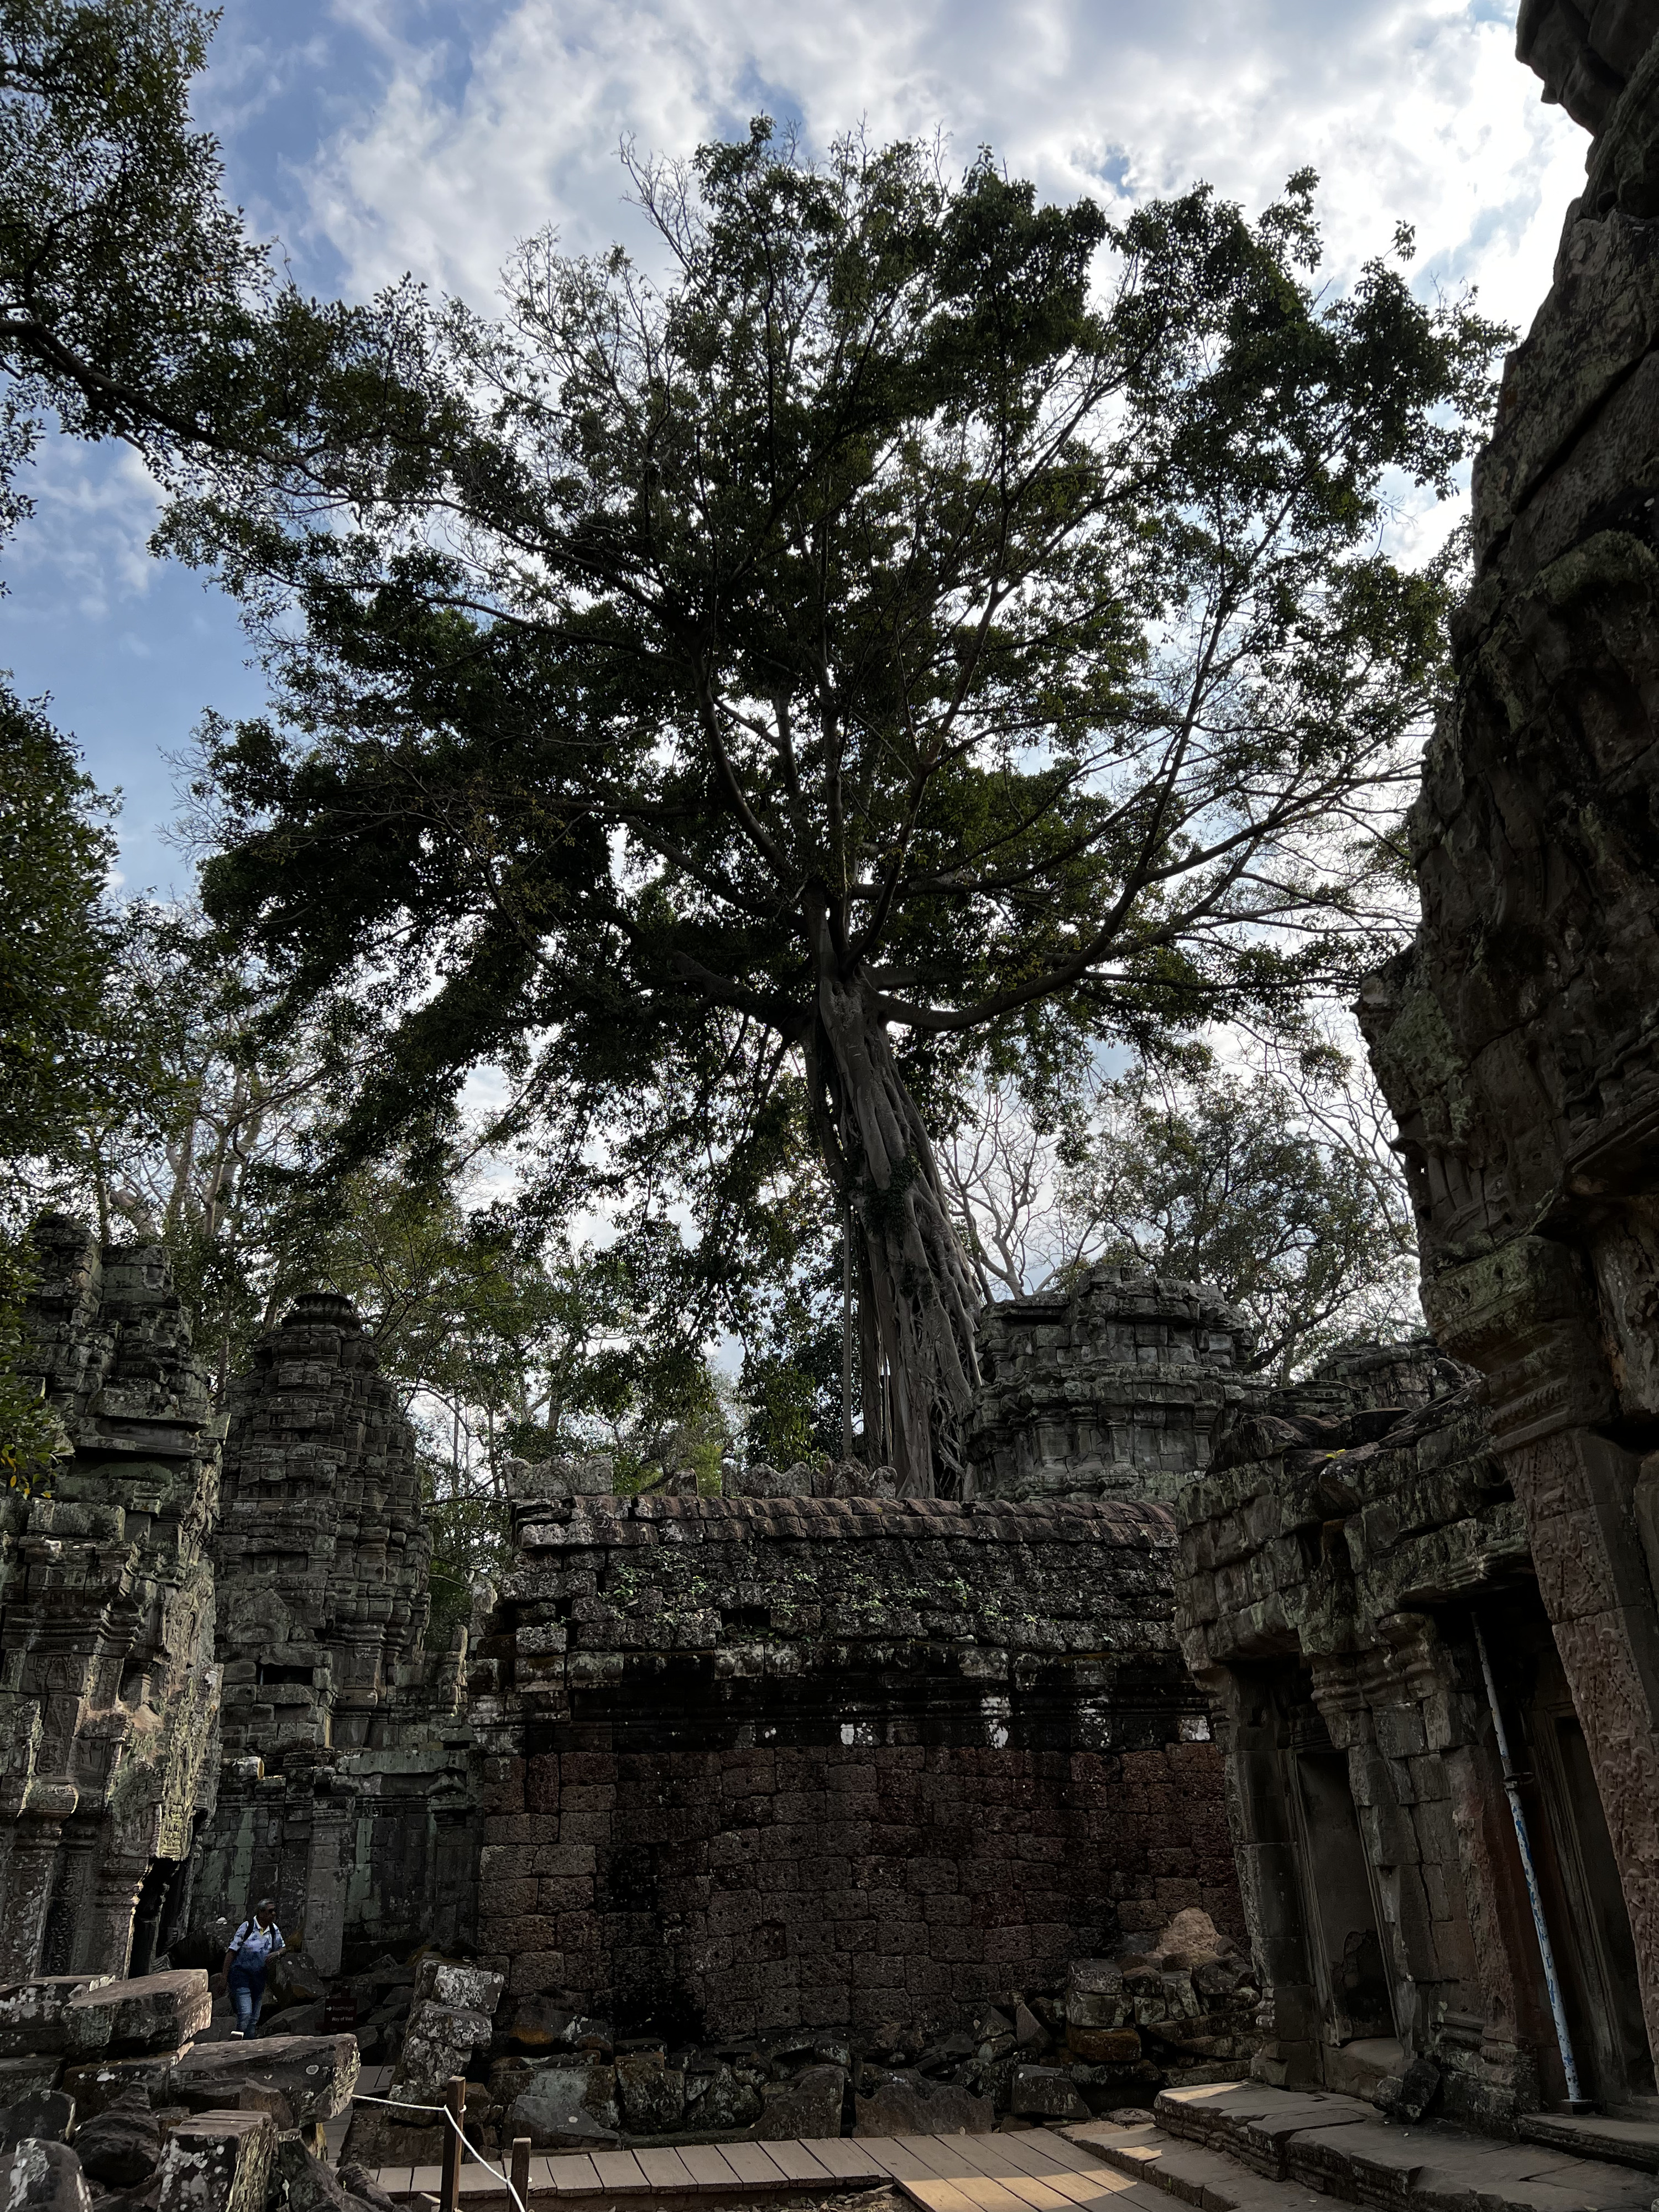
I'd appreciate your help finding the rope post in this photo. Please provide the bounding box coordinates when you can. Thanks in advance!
[510,2137,531,2210]
[441,2077,466,2212]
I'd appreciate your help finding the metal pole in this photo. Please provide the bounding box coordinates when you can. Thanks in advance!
[441,2076,466,2212]
[1472,1615,1588,2111]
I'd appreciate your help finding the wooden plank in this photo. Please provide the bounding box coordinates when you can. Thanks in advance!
[540,2154,599,2198]
[761,2141,832,2185]
[807,2139,889,2185]
[949,2138,1081,2211]
[457,2165,508,2197]
[409,2168,444,2199]
[885,2142,1031,2212]
[857,2137,941,2180]
[896,2180,992,2212]
[719,2142,793,2188]
[369,2172,416,2200]
[633,2149,695,2193]
[676,2145,744,2193]
[962,2140,1139,2210]
[586,2151,650,2196]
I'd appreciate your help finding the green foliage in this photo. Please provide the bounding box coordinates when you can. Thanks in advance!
[175,124,1508,1464]
[1059,1060,1418,1376]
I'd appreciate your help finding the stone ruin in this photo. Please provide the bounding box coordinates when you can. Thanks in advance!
[189,1293,474,1975]
[7,5,1659,2197]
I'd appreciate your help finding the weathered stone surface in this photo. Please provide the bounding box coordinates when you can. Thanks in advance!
[155,2111,275,2212]
[63,1973,211,2059]
[1009,2067,1089,2121]
[753,2065,846,2141]
[409,1962,503,2018]
[1,2141,91,2212]
[272,2133,363,2212]
[473,1483,1244,2033]
[0,1984,114,2060]
[190,1293,475,1977]
[1066,1963,1129,2031]
[681,2065,760,2132]
[502,2064,618,2147]
[0,2072,61,2113]
[968,1267,1258,1505]
[169,2038,359,2126]
[391,2005,493,2105]
[60,2053,185,2121]
[0,1224,223,1986]
[853,2079,993,2136]
[612,2055,683,2134]
[71,2088,161,2187]
[1358,0,1659,2109]
[0,2095,75,2152]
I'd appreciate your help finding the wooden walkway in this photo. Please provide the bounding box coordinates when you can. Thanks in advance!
[369,2126,1182,2211]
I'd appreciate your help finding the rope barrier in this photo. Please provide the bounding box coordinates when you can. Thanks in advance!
[346,2091,530,2212]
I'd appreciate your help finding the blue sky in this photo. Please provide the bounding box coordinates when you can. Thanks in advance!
[0,0,1584,896]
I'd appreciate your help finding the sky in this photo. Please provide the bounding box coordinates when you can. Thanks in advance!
[0,0,1588,897]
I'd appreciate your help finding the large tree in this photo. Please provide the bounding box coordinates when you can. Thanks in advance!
[180,128,1505,1492]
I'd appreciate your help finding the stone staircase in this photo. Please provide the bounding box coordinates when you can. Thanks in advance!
[1063,2080,1659,2212]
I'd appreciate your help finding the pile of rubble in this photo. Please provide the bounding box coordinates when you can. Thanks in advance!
[0,1969,364,2212]
[341,1909,1259,2160]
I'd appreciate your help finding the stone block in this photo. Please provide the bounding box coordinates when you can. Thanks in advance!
[0,2067,61,2110]
[1010,2066,1090,2120]
[753,2064,847,2140]
[1067,2028,1142,2065]
[60,2051,185,2118]
[0,1983,113,2061]
[392,2005,495,2104]
[62,1974,211,2060]
[853,2079,993,2135]
[1066,1960,1129,2029]
[503,2063,619,2146]
[1,2141,91,2212]
[170,2037,359,2126]
[409,1961,505,2017]
[72,2088,163,2187]
[0,2095,74,2153]
[156,2110,275,2212]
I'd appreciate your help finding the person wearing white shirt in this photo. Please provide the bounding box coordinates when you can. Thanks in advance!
[218,1898,285,2038]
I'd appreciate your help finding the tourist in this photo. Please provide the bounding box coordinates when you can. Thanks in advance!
[219,1898,285,2038]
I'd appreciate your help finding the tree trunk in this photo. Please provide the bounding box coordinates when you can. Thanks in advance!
[804,924,982,1496]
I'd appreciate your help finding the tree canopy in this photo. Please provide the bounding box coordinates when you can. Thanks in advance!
[173,124,1505,1492]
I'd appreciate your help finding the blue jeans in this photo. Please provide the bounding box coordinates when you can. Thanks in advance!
[229,1973,265,2034]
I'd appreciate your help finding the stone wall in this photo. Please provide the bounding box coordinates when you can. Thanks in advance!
[1360,0,1659,2090]
[186,1295,476,1973]
[1174,1369,1659,2126]
[467,1478,1243,2039]
[0,1218,223,1984]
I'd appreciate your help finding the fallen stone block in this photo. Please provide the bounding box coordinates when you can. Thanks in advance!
[1066,1961,1129,2031]
[753,2065,846,2141]
[409,1962,504,2019]
[0,2093,75,2151]
[503,2064,618,2148]
[613,2054,683,2134]
[681,2063,761,2132]
[60,2053,186,2120]
[1010,2067,1090,2121]
[63,1975,211,2060]
[0,1983,113,2060]
[391,2006,494,2106]
[336,2166,400,2212]
[0,2068,61,2111]
[72,2088,162,2188]
[169,2039,359,2127]
[273,2132,366,2212]
[1,2140,91,2212]
[1067,2027,1141,2065]
[853,2078,993,2135]
[156,2111,275,2212]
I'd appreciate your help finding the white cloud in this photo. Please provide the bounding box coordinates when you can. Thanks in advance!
[296,0,1586,343]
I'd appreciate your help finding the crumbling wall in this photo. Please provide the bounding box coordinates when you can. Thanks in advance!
[468,1476,1244,2042]
[0,1218,223,1984]
[1360,0,1659,2084]
[968,1266,1257,1504]
[187,1295,476,1973]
